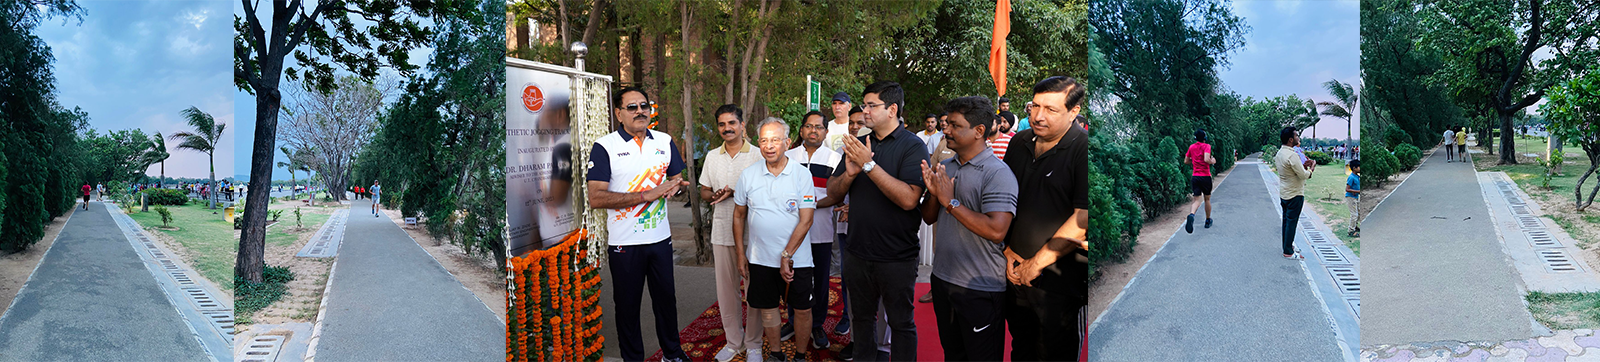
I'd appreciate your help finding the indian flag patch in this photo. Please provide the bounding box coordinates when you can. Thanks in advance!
[802,195,815,204]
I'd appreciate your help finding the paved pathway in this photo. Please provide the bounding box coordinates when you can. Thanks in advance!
[1363,149,1538,346]
[308,199,501,361]
[0,202,211,361]
[1088,157,1347,362]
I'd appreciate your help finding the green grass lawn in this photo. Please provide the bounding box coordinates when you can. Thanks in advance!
[1475,136,1599,247]
[1303,160,1361,256]
[126,202,236,291]
[1527,291,1600,330]
[266,210,330,247]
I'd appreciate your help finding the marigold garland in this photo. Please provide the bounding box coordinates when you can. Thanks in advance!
[507,229,603,362]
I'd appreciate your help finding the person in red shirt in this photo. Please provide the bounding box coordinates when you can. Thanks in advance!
[80,184,91,210]
[1183,129,1216,233]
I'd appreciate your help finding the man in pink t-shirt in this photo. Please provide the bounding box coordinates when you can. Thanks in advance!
[1183,129,1216,233]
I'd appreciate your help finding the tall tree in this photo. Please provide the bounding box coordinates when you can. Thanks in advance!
[279,76,392,202]
[145,132,170,188]
[170,107,225,209]
[235,0,455,283]
[1092,0,1248,140]
[1541,71,1600,210]
[1318,79,1358,144]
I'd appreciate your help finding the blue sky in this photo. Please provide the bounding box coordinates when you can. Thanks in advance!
[1219,0,1361,141]
[232,3,432,181]
[36,0,233,180]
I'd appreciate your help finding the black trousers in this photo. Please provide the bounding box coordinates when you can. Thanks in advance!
[607,239,686,361]
[931,276,1004,361]
[843,251,918,361]
[1281,195,1304,255]
[1005,264,1083,361]
[789,242,833,330]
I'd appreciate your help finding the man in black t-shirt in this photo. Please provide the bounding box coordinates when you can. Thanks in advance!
[827,81,928,361]
[1004,76,1090,361]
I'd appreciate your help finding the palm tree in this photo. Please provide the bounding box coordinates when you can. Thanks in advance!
[1318,79,1358,146]
[145,132,170,188]
[170,106,225,209]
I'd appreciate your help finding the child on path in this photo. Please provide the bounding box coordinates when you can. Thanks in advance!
[1346,160,1362,237]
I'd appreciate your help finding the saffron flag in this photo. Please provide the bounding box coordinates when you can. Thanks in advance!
[989,0,1011,97]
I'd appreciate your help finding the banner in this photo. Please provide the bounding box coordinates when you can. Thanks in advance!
[506,64,578,257]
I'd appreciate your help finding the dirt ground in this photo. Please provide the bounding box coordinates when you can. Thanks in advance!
[247,200,341,325]
[0,210,74,317]
[381,208,507,318]
[1087,162,1240,325]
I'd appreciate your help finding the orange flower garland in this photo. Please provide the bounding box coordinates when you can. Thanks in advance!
[507,229,604,362]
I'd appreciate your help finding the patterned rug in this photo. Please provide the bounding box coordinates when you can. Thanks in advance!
[648,278,1007,361]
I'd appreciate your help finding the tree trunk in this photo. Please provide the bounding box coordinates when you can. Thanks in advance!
[1498,111,1516,164]
[237,86,282,284]
[737,0,778,121]
[209,154,217,209]
[723,0,743,105]
[581,0,606,47]
[1577,164,1597,210]
[681,1,710,264]
[558,0,569,53]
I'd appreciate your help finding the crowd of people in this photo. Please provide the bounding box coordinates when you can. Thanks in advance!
[586,76,1089,362]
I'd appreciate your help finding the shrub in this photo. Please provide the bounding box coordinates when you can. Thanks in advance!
[235,265,295,315]
[295,207,303,228]
[1383,124,1412,149]
[1360,140,1396,189]
[270,209,283,222]
[1306,151,1335,165]
[1393,144,1422,171]
[141,188,189,206]
[1261,144,1280,159]
[154,205,172,227]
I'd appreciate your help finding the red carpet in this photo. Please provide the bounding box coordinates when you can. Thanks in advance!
[648,278,1011,361]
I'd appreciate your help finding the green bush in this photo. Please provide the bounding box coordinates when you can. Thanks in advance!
[270,209,283,222]
[1393,143,1422,171]
[1305,150,1335,165]
[1261,144,1280,159]
[235,265,295,315]
[154,205,172,227]
[141,188,189,206]
[1384,124,1412,149]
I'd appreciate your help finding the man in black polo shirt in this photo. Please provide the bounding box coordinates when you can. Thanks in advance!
[1004,76,1090,361]
[827,81,928,361]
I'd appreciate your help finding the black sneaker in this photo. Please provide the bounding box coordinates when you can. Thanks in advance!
[767,351,789,362]
[811,326,830,349]
[839,342,854,361]
[1205,218,1213,229]
[833,318,851,336]
[780,322,794,341]
[1185,214,1195,234]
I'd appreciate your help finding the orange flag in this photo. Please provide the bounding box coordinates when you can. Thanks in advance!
[989,0,1011,97]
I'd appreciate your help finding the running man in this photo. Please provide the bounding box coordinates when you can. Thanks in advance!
[1275,127,1315,259]
[1183,129,1216,233]
[1442,127,1456,162]
[371,180,381,217]
[81,183,91,210]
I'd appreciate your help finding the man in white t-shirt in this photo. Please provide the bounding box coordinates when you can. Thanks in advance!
[1443,128,1457,162]
[826,92,854,152]
[734,117,818,362]
[586,87,692,362]
[783,110,844,350]
[698,104,763,362]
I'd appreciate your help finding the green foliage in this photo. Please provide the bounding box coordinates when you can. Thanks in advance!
[353,0,506,266]
[1306,151,1335,166]
[1541,70,1600,204]
[294,207,303,228]
[1383,124,1412,149]
[269,209,283,222]
[154,205,172,227]
[0,1,88,252]
[1393,143,1422,171]
[235,265,295,315]
[1360,139,1398,189]
[141,188,189,206]
[1262,145,1280,159]
[1539,148,1565,189]
[1086,132,1144,279]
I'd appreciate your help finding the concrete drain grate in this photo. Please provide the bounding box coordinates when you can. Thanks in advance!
[1306,231,1332,244]
[1516,215,1544,229]
[1312,245,1349,265]
[296,209,348,258]
[1326,266,1360,295]
[1536,250,1580,272]
[1527,229,1559,248]
[1345,297,1360,317]
[183,286,225,310]
[203,311,235,334]
[1511,204,1532,215]
[237,333,286,362]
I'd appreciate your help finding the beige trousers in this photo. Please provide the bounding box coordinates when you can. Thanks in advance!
[1346,197,1362,231]
[713,244,764,351]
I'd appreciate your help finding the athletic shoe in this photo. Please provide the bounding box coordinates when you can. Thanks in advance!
[714,346,739,362]
[839,343,854,361]
[918,291,933,303]
[834,318,852,335]
[767,351,789,362]
[781,322,794,341]
[1185,214,1195,234]
[747,349,765,362]
[1205,218,1213,229]
[811,326,831,349]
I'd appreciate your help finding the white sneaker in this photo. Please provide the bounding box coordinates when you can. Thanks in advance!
[746,349,764,362]
[714,346,739,362]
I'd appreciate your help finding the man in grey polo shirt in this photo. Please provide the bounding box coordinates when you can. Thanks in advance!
[919,96,1018,361]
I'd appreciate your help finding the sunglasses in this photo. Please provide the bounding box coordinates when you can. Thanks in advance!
[619,101,656,112]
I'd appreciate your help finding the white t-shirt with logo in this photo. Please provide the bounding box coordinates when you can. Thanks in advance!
[733,158,817,268]
[586,130,686,246]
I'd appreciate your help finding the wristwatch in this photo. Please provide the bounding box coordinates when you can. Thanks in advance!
[946,198,961,211]
[781,250,793,259]
[862,161,878,173]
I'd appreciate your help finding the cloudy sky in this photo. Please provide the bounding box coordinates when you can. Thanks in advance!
[232,3,432,181]
[1220,0,1361,141]
[36,0,233,180]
